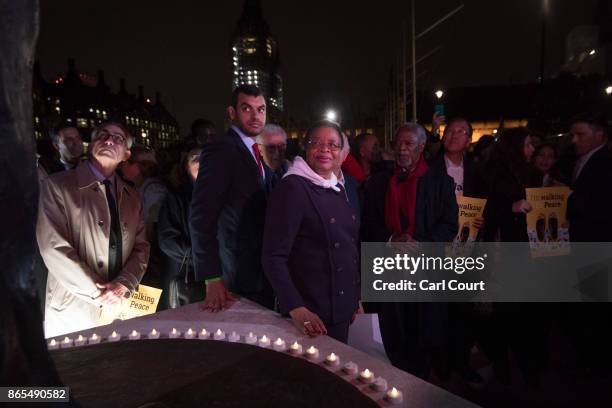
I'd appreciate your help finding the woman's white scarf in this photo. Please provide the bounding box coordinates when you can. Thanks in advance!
[283,156,341,192]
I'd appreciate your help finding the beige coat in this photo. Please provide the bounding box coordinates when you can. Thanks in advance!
[37,161,150,337]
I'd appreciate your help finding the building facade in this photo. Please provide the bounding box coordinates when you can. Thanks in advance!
[33,59,179,149]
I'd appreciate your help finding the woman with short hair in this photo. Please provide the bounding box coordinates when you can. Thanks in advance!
[262,120,361,343]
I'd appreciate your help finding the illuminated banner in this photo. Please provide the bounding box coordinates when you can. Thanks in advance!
[525,186,570,258]
[99,284,162,325]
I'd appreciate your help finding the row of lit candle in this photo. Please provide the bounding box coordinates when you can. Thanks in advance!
[47,329,402,404]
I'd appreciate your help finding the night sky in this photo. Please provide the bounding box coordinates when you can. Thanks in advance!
[38,0,600,134]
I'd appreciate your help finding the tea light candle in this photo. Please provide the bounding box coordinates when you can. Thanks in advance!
[129,330,141,340]
[342,361,358,375]
[48,339,59,350]
[245,332,258,345]
[228,331,241,342]
[305,345,319,360]
[89,333,101,344]
[359,368,374,383]
[148,328,160,340]
[213,329,226,340]
[371,377,388,392]
[288,341,302,355]
[258,335,271,347]
[386,387,403,405]
[273,337,286,351]
[60,336,73,348]
[75,334,87,347]
[108,331,121,342]
[198,328,209,339]
[169,328,181,339]
[324,352,340,367]
[184,328,196,339]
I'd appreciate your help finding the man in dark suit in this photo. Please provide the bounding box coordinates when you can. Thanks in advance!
[568,113,612,242]
[190,84,274,311]
[362,122,458,379]
[566,112,612,377]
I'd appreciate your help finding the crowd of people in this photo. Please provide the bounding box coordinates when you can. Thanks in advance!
[34,83,612,389]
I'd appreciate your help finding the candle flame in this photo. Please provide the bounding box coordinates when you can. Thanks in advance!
[131,330,137,336]
[200,329,207,335]
[91,334,98,340]
[78,335,84,341]
[248,332,254,337]
[291,341,300,349]
[151,329,157,335]
[232,331,237,336]
[307,346,317,353]
[328,353,337,360]
[63,337,70,343]
[216,329,223,335]
[172,328,177,334]
[111,331,117,337]
[363,369,371,376]
[390,387,399,397]
[261,335,268,342]
[274,338,283,345]
[50,339,57,346]
[187,328,193,335]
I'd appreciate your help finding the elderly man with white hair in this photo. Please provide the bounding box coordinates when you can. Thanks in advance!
[259,124,289,183]
[361,122,458,379]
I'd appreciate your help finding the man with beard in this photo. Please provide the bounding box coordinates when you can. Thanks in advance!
[190,84,274,311]
[37,121,150,337]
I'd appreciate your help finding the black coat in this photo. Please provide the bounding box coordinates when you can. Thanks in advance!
[361,163,459,243]
[483,162,542,242]
[568,146,612,242]
[158,182,194,282]
[262,175,360,325]
[189,128,273,298]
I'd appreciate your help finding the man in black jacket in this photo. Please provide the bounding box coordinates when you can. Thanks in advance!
[362,122,458,379]
[190,84,274,311]
[566,112,612,377]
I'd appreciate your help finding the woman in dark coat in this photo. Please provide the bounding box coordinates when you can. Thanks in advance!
[157,145,204,309]
[262,120,361,343]
[481,127,547,386]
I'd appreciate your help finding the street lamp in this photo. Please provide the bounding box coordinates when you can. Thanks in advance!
[606,85,612,96]
[325,109,338,122]
[589,49,597,56]
[435,90,444,99]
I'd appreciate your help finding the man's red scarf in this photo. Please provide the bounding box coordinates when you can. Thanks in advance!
[384,156,428,237]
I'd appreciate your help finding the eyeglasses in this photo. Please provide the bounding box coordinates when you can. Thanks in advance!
[306,140,342,152]
[93,129,127,146]
[264,143,287,151]
[446,128,469,136]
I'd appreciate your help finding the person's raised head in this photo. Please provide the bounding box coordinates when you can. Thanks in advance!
[303,120,344,178]
[570,112,607,156]
[89,121,133,177]
[260,124,288,171]
[228,84,266,137]
[49,120,83,162]
[393,123,427,170]
[442,117,472,155]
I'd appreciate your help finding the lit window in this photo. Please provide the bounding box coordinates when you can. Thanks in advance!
[245,47,256,54]
[55,106,61,113]
[77,118,88,128]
